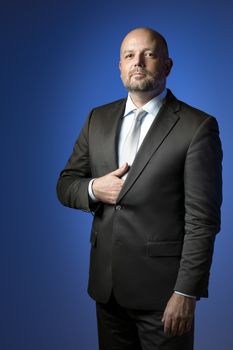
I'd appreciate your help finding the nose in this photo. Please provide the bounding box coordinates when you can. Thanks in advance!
[134,53,145,67]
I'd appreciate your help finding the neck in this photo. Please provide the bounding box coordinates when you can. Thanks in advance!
[129,88,165,108]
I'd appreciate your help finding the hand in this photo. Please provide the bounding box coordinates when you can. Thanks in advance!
[162,293,196,337]
[92,163,129,204]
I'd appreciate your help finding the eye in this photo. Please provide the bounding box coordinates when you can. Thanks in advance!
[145,51,155,58]
[125,53,134,59]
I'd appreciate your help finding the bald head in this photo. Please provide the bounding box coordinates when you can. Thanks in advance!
[120,27,169,60]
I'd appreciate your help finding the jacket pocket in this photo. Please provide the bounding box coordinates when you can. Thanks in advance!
[90,230,98,248]
[147,241,183,257]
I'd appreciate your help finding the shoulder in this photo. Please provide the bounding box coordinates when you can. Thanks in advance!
[85,98,127,128]
[167,89,218,128]
[179,100,213,121]
[178,100,220,136]
[91,98,127,113]
[82,98,127,132]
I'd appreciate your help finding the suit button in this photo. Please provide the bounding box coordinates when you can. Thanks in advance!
[115,205,121,211]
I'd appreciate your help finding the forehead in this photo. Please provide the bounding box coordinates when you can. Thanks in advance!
[121,30,159,53]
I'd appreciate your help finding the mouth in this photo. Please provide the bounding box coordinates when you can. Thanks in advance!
[130,72,147,78]
[132,72,145,76]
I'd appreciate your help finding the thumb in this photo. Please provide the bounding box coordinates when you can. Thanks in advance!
[111,163,129,177]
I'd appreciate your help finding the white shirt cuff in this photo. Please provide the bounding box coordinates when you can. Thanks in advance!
[88,179,99,202]
[174,291,196,299]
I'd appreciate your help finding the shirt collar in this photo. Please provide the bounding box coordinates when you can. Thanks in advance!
[123,88,167,118]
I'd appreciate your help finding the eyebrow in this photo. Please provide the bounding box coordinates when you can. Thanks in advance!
[121,50,133,54]
[121,48,155,54]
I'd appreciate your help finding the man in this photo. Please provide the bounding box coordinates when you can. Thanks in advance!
[57,27,222,350]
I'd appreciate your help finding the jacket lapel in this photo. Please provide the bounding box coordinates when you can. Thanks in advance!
[117,92,181,203]
[99,99,126,173]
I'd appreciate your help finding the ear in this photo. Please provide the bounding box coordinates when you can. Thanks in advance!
[119,60,121,71]
[164,58,173,77]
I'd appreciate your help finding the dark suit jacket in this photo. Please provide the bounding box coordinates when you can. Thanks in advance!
[57,90,222,310]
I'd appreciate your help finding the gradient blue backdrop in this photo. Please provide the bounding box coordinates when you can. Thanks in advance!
[1,0,233,349]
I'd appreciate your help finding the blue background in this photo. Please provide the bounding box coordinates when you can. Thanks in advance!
[1,0,233,349]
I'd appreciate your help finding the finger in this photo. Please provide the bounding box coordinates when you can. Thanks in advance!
[111,163,129,177]
[161,310,167,324]
[163,315,172,336]
[170,317,180,337]
[184,318,193,334]
[176,319,186,336]
[107,194,120,205]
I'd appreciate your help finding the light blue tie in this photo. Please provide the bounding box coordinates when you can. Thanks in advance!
[121,108,147,169]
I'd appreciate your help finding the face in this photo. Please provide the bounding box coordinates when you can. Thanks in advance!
[119,29,172,95]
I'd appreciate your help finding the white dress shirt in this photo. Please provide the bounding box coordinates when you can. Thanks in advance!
[118,89,167,167]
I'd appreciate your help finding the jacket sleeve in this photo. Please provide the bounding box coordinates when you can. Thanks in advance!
[56,110,99,213]
[174,116,223,297]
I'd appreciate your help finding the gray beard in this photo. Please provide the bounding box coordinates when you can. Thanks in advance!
[124,75,164,93]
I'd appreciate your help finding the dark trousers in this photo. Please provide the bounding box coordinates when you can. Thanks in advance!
[96,292,194,350]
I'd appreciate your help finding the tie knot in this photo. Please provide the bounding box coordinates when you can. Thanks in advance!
[134,108,146,122]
